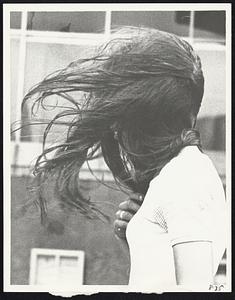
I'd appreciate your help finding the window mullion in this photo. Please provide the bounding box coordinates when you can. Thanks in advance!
[189,10,195,45]
[105,10,111,38]
[12,11,28,174]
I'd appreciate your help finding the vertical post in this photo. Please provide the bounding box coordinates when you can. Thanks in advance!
[189,10,195,44]
[104,10,111,38]
[12,10,27,174]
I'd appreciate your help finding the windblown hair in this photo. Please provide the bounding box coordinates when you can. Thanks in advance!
[20,27,204,222]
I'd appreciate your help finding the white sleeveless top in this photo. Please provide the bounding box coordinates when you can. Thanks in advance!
[126,146,227,290]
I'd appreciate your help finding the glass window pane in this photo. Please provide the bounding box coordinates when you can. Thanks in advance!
[196,49,225,152]
[175,11,191,26]
[111,11,190,36]
[10,12,22,29]
[197,49,225,118]
[196,115,225,151]
[27,12,106,33]
[193,11,225,42]
[58,256,81,285]
[195,49,226,151]
[10,39,20,141]
[60,256,78,267]
[22,42,97,142]
[35,255,56,285]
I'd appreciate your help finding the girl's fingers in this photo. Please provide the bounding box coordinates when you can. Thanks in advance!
[129,193,144,203]
[113,219,128,238]
[114,193,144,239]
[119,199,140,213]
[114,219,128,229]
[115,210,133,221]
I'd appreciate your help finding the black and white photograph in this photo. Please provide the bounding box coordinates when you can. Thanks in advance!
[3,3,231,295]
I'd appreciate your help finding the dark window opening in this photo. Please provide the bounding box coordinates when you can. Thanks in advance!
[10,12,22,29]
[176,11,225,37]
[26,12,106,33]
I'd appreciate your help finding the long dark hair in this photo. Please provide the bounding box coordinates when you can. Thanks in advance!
[17,27,204,222]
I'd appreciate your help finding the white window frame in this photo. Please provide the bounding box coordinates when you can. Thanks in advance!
[29,248,85,286]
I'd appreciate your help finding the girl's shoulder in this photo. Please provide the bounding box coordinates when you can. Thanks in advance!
[150,145,220,191]
[147,145,225,213]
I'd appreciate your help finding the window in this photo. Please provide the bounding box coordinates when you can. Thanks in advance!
[22,42,96,143]
[10,12,22,29]
[9,9,226,179]
[111,11,190,37]
[29,248,85,286]
[26,12,106,33]
[176,11,225,43]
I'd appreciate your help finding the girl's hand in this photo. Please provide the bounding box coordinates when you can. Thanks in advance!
[114,193,144,239]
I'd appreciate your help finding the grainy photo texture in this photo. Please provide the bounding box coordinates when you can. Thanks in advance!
[4,3,231,295]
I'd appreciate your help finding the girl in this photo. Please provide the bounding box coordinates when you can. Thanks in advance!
[20,27,226,291]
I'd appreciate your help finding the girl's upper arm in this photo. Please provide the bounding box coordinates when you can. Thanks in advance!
[173,241,213,287]
[159,168,215,288]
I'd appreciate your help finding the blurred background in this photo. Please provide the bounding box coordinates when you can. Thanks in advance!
[10,9,226,286]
